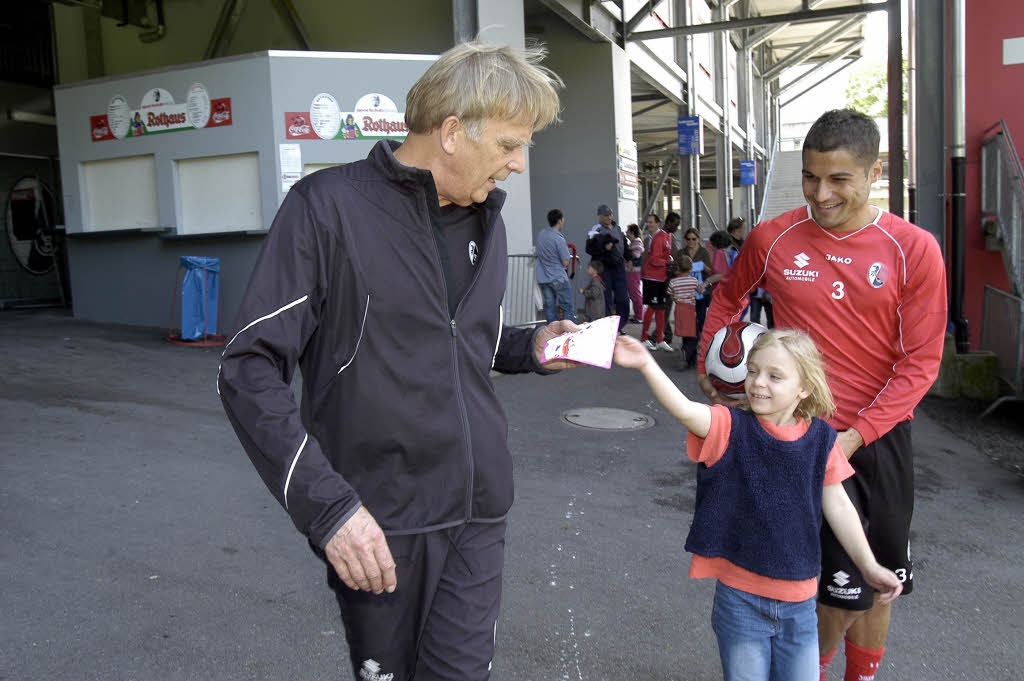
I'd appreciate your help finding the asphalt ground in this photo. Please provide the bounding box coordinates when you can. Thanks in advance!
[1,309,1022,681]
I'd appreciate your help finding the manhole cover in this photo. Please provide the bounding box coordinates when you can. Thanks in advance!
[561,407,654,431]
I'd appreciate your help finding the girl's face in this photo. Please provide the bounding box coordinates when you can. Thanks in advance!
[744,343,810,426]
[588,266,598,278]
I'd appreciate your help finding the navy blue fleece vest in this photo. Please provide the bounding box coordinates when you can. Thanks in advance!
[684,407,836,581]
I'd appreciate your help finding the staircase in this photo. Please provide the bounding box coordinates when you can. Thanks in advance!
[979,119,1024,411]
[760,150,806,221]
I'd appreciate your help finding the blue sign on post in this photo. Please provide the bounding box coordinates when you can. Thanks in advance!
[740,160,757,186]
[677,116,704,155]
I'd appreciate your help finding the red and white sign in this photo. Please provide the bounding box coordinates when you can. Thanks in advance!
[90,115,115,141]
[90,87,232,142]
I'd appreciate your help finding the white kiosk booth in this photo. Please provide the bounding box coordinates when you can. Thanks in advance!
[55,51,435,328]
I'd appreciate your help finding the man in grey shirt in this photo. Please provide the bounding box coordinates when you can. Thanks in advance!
[535,208,576,323]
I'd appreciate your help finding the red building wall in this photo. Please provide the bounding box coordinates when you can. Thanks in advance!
[963,2,1024,348]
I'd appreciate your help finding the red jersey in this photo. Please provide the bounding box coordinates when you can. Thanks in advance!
[641,230,672,281]
[698,206,947,444]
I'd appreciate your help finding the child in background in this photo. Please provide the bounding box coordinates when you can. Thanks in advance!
[579,260,606,323]
[612,329,902,681]
[667,255,699,369]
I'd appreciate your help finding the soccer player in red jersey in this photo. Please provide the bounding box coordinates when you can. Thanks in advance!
[698,109,947,681]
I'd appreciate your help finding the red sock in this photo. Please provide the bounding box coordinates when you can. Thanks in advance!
[844,639,884,681]
[819,646,837,681]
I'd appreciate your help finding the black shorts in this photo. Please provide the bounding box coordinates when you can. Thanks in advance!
[819,421,914,610]
[642,278,667,307]
[313,520,507,681]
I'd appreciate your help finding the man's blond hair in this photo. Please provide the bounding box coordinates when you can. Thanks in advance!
[405,40,562,139]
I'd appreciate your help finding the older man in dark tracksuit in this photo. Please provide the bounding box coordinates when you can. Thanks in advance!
[218,42,575,681]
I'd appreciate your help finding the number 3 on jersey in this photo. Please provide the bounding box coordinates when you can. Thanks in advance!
[832,281,845,300]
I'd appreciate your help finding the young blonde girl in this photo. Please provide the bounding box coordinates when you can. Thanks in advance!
[613,329,902,681]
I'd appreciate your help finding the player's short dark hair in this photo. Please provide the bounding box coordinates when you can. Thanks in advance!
[646,213,661,224]
[588,260,604,274]
[726,217,745,233]
[665,212,681,227]
[803,109,880,169]
[547,208,563,226]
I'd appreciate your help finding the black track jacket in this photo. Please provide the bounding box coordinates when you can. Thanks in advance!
[218,140,544,549]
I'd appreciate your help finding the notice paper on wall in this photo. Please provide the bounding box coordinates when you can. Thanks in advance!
[279,143,302,192]
[540,315,620,369]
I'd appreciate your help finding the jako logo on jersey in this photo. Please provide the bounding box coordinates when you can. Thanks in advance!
[793,252,810,268]
[360,659,394,681]
[826,253,853,264]
[867,262,889,288]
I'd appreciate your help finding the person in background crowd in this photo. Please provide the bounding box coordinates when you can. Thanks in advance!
[667,254,699,369]
[580,260,607,322]
[536,208,576,323]
[585,204,630,331]
[661,212,682,345]
[726,216,747,250]
[680,226,712,340]
[640,213,673,352]
[624,223,645,323]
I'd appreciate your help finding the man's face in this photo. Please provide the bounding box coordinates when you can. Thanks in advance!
[444,117,532,206]
[645,215,659,233]
[802,148,881,232]
[599,212,614,227]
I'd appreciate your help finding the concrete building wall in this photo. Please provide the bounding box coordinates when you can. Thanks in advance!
[529,17,631,259]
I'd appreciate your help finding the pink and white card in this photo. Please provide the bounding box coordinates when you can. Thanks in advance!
[540,315,620,369]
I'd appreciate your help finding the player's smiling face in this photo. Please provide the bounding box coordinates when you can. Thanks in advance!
[744,343,809,426]
[802,148,882,232]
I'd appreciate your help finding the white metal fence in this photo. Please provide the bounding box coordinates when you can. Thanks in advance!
[504,254,544,327]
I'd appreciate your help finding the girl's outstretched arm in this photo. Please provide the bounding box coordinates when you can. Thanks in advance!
[822,483,903,604]
[613,336,712,438]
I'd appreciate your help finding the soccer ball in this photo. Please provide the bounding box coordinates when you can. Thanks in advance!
[705,321,769,399]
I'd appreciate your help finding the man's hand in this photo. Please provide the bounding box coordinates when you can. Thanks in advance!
[836,428,864,460]
[697,372,745,407]
[324,506,396,594]
[534,320,581,370]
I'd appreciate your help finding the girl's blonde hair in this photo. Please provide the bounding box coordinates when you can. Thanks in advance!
[405,41,563,140]
[748,328,835,420]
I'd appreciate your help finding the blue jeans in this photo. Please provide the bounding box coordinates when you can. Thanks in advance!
[539,279,576,323]
[711,582,819,681]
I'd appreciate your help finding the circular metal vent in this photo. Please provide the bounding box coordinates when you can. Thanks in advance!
[561,407,655,431]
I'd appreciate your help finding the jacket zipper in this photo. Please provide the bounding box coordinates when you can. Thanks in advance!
[421,193,478,522]
[448,201,502,520]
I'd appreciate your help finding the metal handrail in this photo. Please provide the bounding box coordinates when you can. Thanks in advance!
[758,136,782,225]
[697,193,719,232]
[980,120,1024,298]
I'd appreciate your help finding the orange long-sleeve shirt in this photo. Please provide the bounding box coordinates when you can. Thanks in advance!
[698,206,947,444]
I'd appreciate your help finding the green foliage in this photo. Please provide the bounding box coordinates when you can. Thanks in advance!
[844,59,907,117]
